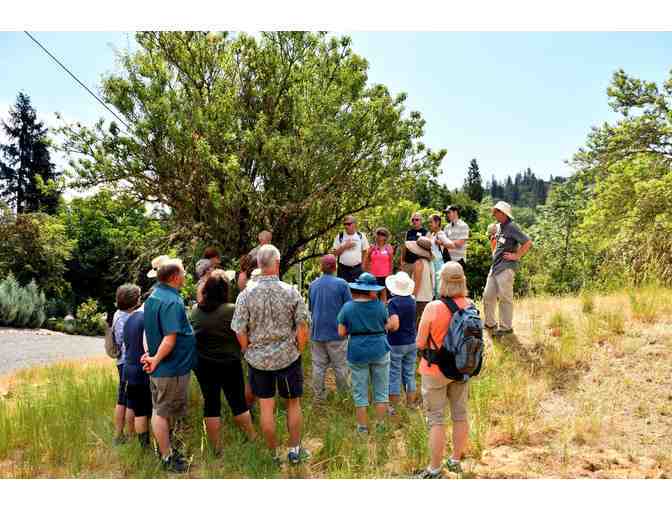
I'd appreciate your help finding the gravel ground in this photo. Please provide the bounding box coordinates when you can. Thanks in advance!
[0,327,105,376]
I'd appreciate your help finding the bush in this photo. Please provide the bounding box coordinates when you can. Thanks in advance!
[0,275,47,329]
[74,299,107,336]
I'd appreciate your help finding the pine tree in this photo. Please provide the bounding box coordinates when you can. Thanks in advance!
[0,92,60,214]
[463,158,484,203]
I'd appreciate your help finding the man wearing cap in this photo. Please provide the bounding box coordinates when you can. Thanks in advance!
[440,205,470,267]
[331,215,370,283]
[308,255,353,402]
[401,212,428,277]
[483,201,533,336]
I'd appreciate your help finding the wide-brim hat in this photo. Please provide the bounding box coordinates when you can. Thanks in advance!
[416,235,433,251]
[349,272,385,292]
[405,240,432,260]
[147,255,170,278]
[195,258,213,279]
[385,271,415,297]
[374,227,391,238]
[492,201,514,219]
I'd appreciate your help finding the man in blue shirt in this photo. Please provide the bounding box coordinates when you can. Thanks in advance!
[308,255,352,402]
[141,258,197,473]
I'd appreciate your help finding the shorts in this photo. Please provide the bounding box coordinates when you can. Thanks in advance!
[126,382,153,418]
[194,356,248,417]
[249,356,303,400]
[337,263,363,284]
[116,364,128,406]
[349,352,390,407]
[421,374,468,426]
[150,373,191,418]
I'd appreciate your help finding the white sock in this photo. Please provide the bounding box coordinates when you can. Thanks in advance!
[428,465,441,474]
[289,445,301,454]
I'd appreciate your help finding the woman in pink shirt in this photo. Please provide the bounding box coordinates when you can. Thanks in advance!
[364,227,395,302]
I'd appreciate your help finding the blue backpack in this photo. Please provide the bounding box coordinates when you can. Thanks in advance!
[422,298,484,382]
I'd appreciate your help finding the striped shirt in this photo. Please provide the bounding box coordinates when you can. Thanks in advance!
[444,219,470,262]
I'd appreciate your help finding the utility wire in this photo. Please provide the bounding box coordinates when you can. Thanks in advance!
[24,31,133,132]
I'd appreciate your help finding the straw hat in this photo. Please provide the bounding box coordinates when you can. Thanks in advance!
[416,235,433,251]
[348,272,385,292]
[195,259,213,279]
[385,271,415,297]
[147,255,170,278]
[405,240,432,260]
[440,261,466,283]
[492,201,514,220]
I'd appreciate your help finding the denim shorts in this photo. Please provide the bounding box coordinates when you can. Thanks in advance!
[348,352,390,407]
[389,343,417,396]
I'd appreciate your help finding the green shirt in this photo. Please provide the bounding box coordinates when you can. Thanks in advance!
[190,303,241,362]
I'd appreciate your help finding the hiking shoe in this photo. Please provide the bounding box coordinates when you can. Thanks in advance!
[493,328,514,337]
[445,458,463,474]
[161,452,189,473]
[287,446,311,465]
[356,425,369,434]
[387,406,397,417]
[416,467,443,479]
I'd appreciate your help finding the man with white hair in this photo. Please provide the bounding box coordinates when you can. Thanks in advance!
[231,244,311,465]
[483,201,532,336]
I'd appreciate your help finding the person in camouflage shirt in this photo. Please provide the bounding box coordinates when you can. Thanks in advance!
[231,244,311,465]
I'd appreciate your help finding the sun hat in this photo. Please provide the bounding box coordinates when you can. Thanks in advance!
[375,227,391,238]
[195,258,213,279]
[492,201,514,220]
[405,240,432,260]
[348,272,385,293]
[222,270,236,281]
[147,255,170,278]
[416,235,433,251]
[444,204,460,213]
[385,271,415,297]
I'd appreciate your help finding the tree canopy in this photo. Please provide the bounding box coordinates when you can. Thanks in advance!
[61,31,445,273]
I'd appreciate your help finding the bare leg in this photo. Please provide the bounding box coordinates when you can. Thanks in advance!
[114,404,126,437]
[204,417,221,450]
[134,416,148,434]
[152,415,171,457]
[450,420,469,460]
[406,391,417,406]
[125,408,136,435]
[286,398,302,447]
[355,406,368,429]
[258,397,277,450]
[374,403,387,422]
[429,424,446,471]
[233,411,257,441]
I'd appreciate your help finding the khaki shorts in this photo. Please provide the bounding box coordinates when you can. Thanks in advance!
[150,373,191,418]
[421,374,468,426]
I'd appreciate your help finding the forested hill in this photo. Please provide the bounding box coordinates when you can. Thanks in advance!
[486,168,566,208]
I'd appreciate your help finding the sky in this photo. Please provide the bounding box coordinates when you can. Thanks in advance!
[1,31,671,189]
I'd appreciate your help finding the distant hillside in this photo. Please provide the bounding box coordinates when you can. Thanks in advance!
[487,168,566,208]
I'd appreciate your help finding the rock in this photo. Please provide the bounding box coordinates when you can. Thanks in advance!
[639,457,657,470]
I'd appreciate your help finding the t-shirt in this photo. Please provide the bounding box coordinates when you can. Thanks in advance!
[387,295,416,346]
[122,310,149,386]
[308,274,352,342]
[143,283,197,378]
[337,300,390,363]
[404,228,428,264]
[369,245,394,277]
[444,219,470,262]
[112,310,131,366]
[190,303,241,362]
[491,219,531,275]
[416,297,469,379]
[332,232,370,267]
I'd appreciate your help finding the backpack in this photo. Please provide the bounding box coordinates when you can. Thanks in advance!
[422,298,484,381]
[104,315,122,359]
[338,231,363,243]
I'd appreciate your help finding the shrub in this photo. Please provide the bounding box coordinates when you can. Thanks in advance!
[0,275,47,329]
[74,299,107,336]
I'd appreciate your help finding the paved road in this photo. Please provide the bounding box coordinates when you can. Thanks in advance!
[0,327,105,376]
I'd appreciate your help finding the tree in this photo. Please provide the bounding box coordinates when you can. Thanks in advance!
[463,158,484,203]
[60,31,445,274]
[0,92,60,214]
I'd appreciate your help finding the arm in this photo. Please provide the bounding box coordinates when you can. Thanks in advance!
[400,244,406,265]
[415,304,432,350]
[452,239,466,248]
[363,247,372,272]
[296,321,309,351]
[142,333,177,373]
[338,324,348,337]
[386,314,400,332]
[413,260,423,297]
[236,332,249,352]
[504,239,533,261]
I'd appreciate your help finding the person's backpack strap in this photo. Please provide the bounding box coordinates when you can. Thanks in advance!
[339,231,343,243]
[441,297,460,315]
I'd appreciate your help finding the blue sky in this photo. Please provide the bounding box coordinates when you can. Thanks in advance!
[1,31,671,189]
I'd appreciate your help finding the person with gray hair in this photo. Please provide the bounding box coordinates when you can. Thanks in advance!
[331,215,369,283]
[111,283,142,445]
[231,244,311,465]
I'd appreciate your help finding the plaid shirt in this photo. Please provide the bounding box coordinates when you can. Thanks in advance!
[444,219,470,262]
[231,275,309,370]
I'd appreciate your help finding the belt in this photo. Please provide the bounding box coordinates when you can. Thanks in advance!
[350,331,386,336]
[338,262,362,268]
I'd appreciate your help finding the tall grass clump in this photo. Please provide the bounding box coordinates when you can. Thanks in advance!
[628,287,670,324]
[0,274,47,329]
[580,292,595,315]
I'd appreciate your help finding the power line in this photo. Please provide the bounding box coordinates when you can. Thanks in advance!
[24,31,133,132]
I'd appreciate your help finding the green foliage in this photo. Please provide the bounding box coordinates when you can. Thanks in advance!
[74,298,107,336]
[487,168,559,208]
[0,204,73,297]
[60,31,445,275]
[0,274,47,329]
[463,158,484,203]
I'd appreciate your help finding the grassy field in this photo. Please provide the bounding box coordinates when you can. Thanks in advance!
[1,287,671,478]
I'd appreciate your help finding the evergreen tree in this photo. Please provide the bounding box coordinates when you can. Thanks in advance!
[0,92,60,214]
[463,158,484,203]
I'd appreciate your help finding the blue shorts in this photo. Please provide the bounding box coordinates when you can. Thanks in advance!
[389,343,417,396]
[348,352,390,407]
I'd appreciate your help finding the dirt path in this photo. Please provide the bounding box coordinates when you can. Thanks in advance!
[0,327,105,376]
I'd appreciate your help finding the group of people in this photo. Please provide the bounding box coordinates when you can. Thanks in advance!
[108,200,532,478]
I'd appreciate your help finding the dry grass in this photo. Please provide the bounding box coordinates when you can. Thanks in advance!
[1,287,671,478]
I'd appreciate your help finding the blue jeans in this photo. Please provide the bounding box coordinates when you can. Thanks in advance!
[348,352,390,407]
[389,344,417,396]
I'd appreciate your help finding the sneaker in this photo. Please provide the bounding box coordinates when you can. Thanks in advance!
[493,328,514,337]
[161,452,189,473]
[416,467,443,479]
[445,458,463,474]
[356,425,369,434]
[287,446,311,465]
[387,406,397,417]
[270,448,282,465]
[484,323,497,332]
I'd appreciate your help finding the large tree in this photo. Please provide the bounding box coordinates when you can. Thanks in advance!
[1,92,60,214]
[60,31,445,273]
[463,158,484,203]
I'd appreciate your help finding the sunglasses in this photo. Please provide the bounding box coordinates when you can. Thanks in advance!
[344,222,353,226]
[412,218,421,222]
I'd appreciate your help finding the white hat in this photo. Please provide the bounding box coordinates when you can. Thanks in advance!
[222,270,236,282]
[492,201,514,220]
[246,268,263,290]
[385,271,415,297]
[147,255,171,278]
